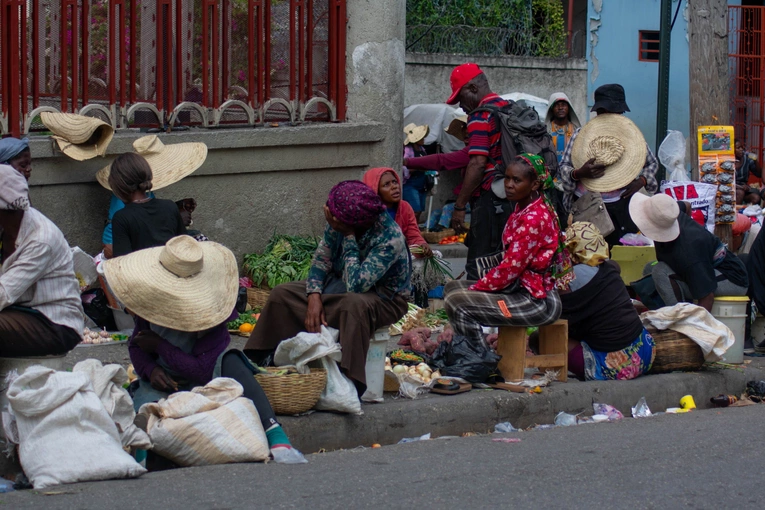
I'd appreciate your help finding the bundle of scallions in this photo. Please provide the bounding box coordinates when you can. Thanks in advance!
[409,246,453,293]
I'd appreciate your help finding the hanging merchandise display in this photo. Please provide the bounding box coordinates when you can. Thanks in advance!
[697,126,736,226]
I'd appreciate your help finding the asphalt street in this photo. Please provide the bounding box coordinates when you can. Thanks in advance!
[3,405,764,509]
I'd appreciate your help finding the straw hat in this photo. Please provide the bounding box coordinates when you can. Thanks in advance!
[628,193,680,243]
[103,236,238,332]
[96,135,207,191]
[41,112,114,161]
[404,123,429,145]
[571,114,647,193]
[445,109,469,142]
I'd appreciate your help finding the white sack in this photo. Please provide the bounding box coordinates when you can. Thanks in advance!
[661,181,717,233]
[138,377,269,466]
[72,359,151,449]
[641,303,734,362]
[275,326,361,414]
[7,365,145,489]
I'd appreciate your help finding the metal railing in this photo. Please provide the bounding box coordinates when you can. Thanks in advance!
[0,0,347,137]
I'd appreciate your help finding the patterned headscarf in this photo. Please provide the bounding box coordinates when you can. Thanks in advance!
[517,153,574,289]
[566,221,610,266]
[0,164,30,211]
[327,180,385,227]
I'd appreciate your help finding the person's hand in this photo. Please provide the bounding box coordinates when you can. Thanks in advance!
[621,177,647,199]
[102,244,113,259]
[305,293,327,333]
[573,158,606,180]
[149,366,178,392]
[135,330,163,354]
[450,209,467,234]
[418,243,433,258]
[323,205,354,237]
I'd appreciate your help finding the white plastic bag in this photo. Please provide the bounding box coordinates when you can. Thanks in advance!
[6,365,145,488]
[72,359,151,449]
[276,326,362,414]
[661,181,717,233]
[138,378,269,466]
[658,130,689,182]
[274,326,342,374]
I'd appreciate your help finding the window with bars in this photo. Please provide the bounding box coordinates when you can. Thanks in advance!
[639,30,660,62]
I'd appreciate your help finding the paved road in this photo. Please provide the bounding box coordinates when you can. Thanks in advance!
[4,405,764,509]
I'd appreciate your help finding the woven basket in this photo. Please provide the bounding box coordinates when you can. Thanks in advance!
[246,287,270,309]
[421,228,455,244]
[255,367,327,415]
[648,327,705,374]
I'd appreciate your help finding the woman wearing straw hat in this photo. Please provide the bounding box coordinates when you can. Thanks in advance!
[0,165,84,356]
[557,222,655,380]
[0,137,32,181]
[630,193,748,311]
[244,181,411,396]
[104,235,305,463]
[558,84,659,247]
[99,135,206,258]
[402,123,433,221]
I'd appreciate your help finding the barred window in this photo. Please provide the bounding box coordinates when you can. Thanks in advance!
[639,30,660,62]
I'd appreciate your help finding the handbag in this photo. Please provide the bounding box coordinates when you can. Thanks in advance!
[570,191,615,236]
[475,251,521,294]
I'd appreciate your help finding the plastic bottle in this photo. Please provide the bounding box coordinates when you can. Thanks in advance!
[0,479,15,493]
[709,394,738,407]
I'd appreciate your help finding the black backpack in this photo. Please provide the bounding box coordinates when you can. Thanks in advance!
[473,100,559,178]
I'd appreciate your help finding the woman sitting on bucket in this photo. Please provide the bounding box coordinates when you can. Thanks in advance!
[444,154,573,350]
[103,235,305,463]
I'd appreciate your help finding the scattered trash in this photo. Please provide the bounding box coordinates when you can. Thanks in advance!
[271,447,308,464]
[554,412,578,427]
[492,438,521,443]
[710,394,738,407]
[631,397,653,418]
[532,424,557,431]
[592,403,624,421]
[494,422,518,433]
[461,432,478,437]
[590,414,609,423]
[679,395,696,410]
[665,407,689,414]
[398,433,431,444]
[371,444,382,448]
[532,386,543,393]
[746,380,765,399]
[0,479,15,493]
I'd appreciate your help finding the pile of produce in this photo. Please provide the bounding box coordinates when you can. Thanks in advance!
[243,234,319,289]
[389,303,427,335]
[81,327,128,345]
[386,357,440,384]
[424,309,448,328]
[437,233,467,245]
[227,311,260,335]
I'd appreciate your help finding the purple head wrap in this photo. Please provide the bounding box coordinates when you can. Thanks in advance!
[327,180,385,227]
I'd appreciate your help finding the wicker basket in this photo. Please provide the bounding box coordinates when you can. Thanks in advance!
[246,287,270,309]
[421,228,455,244]
[648,327,705,374]
[255,367,327,415]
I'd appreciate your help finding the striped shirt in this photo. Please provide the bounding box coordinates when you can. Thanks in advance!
[467,93,510,190]
[0,208,85,335]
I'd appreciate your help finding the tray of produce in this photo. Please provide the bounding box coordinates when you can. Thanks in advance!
[388,349,425,365]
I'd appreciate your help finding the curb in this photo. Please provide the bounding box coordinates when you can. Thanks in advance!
[281,360,765,453]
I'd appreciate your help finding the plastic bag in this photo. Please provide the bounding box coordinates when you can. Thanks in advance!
[593,403,624,421]
[274,326,342,374]
[619,233,653,246]
[658,130,689,182]
[271,447,308,464]
[661,181,717,233]
[428,335,500,383]
[310,356,362,415]
[631,397,653,418]
[494,422,518,433]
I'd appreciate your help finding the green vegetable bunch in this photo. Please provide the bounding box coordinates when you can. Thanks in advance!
[227,311,260,330]
[243,234,319,289]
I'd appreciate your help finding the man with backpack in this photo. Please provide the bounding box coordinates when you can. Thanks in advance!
[446,63,559,280]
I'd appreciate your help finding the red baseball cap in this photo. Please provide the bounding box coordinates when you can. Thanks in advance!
[446,63,483,105]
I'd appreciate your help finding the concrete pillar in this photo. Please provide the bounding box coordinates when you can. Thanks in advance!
[345,0,406,172]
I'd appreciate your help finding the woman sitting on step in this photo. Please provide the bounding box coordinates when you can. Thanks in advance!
[443,154,573,351]
[104,235,304,463]
[558,222,655,380]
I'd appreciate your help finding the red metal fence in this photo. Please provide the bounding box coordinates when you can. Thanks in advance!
[729,5,765,163]
[0,0,347,137]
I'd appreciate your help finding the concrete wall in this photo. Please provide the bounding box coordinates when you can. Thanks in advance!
[404,53,589,125]
[587,0,691,152]
[26,0,407,266]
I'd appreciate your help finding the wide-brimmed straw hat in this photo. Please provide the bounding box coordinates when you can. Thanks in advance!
[571,114,647,193]
[96,135,207,191]
[445,108,469,142]
[628,193,680,243]
[404,123,429,145]
[41,112,114,161]
[103,236,238,332]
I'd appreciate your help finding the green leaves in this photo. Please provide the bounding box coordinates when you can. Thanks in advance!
[243,234,319,289]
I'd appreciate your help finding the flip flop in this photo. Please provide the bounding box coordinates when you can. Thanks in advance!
[430,378,472,395]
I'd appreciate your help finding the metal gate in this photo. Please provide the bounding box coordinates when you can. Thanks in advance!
[729,5,765,164]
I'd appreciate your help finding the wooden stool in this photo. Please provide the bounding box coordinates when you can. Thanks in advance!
[496,319,568,382]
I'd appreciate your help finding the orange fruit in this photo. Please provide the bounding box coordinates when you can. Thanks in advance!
[239,323,254,334]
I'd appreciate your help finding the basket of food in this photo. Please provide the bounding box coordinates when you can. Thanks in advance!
[647,327,705,374]
[421,228,455,244]
[255,367,327,415]
[246,287,270,309]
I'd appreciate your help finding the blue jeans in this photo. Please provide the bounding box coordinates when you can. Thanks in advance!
[403,171,427,213]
